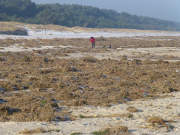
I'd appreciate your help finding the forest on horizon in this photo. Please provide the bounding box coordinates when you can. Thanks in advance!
[0,0,180,31]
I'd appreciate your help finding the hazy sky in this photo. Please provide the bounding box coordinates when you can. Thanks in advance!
[32,0,180,22]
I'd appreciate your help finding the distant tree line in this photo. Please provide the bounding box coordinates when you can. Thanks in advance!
[0,0,180,31]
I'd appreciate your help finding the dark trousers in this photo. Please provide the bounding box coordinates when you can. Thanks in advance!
[92,42,95,48]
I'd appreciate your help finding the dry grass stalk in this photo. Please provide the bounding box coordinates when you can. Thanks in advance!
[126,106,139,113]
[146,116,175,131]
[19,128,60,134]
[82,56,98,63]
[92,126,129,135]
[79,113,133,119]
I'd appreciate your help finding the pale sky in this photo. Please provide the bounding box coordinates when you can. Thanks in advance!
[32,0,180,22]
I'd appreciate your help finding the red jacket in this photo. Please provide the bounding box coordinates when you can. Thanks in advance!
[90,38,95,43]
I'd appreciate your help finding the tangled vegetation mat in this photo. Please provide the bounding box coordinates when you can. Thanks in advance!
[0,50,179,121]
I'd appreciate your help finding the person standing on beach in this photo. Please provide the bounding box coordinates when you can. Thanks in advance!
[90,37,96,48]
